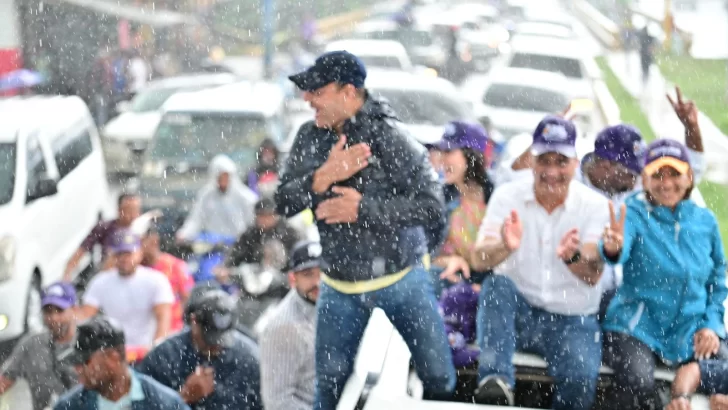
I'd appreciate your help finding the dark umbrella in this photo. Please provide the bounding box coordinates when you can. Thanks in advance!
[0,69,45,92]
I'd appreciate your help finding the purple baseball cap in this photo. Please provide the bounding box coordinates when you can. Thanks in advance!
[643,139,691,176]
[436,121,488,152]
[530,115,578,158]
[42,282,77,310]
[590,124,645,175]
[109,229,141,254]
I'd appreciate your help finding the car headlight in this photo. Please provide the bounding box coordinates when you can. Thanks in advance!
[0,237,17,282]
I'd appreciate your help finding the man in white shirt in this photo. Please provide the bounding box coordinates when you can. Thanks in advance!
[81,230,175,347]
[471,116,610,409]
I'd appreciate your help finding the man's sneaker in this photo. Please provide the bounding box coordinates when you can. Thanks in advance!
[474,375,515,406]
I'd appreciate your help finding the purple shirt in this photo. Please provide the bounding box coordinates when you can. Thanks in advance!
[80,220,124,252]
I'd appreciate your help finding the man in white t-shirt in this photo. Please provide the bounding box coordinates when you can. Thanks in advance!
[471,116,610,409]
[81,230,175,347]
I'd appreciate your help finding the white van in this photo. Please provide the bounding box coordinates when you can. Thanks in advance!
[0,96,110,341]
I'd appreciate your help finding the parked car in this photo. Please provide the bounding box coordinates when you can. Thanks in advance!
[325,39,415,71]
[102,73,238,176]
[504,35,601,100]
[351,20,448,71]
[463,67,572,140]
[366,68,476,145]
[0,96,111,342]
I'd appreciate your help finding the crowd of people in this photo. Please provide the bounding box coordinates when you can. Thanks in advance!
[2,47,728,410]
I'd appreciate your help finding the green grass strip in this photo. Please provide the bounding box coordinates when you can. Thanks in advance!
[657,54,728,135]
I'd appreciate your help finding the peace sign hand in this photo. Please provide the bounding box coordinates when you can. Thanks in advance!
[602,201,626,258]
[667,86,699,129]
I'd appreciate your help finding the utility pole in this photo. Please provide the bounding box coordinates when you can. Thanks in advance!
[663,0,673,51]
[262,0,275,79]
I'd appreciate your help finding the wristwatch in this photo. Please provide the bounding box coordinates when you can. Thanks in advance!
[563,250,581,265]
[671,393,691,401]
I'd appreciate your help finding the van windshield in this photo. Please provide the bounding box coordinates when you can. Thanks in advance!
[0,143,16,205]
[151,112,269,171]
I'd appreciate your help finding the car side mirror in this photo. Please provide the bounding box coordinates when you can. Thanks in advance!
[26,175,58,203]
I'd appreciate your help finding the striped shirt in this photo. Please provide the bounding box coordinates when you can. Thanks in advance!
[260,290,316,410]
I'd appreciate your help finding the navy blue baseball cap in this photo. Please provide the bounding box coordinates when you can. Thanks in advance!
[289,51,367,92]
[531,115,578,158]
[589,124,645,175]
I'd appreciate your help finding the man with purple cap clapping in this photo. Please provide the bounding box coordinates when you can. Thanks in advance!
[0,282,79,410]
[471,115,610,409]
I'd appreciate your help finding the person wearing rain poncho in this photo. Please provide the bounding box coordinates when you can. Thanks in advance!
[600,139,728,410]
[176,154,258,243]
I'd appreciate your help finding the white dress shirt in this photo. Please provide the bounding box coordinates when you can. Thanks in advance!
[477,178,610,315]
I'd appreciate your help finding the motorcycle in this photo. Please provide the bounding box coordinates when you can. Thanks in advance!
[227,241,291,335]
[180,232,237,290]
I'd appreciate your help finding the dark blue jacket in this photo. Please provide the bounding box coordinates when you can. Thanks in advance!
[137,330,262,410]
[275,95,446,282]
[54,370,189,410]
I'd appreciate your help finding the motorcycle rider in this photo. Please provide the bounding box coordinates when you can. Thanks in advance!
[176,154,257,243]
[246,139,280,198]
[55,315,189,410]
[278,50,454,407]
[138,290,262,409]
[80,230,175,347]
[64,193,141,281]
[222,199,300,273]
[0,282,78,410]
[141,222,194,332]
[260,241,323,410]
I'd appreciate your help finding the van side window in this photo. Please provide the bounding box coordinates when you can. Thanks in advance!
[26,135,47,191]
[52,129,93,179]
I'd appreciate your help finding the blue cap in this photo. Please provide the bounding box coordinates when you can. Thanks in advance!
[591,124,645,174]
[110,229,141,254]
[41,282,77,310]
[436,121,488,152]
[288,51,367,92]
[531,115,578,158]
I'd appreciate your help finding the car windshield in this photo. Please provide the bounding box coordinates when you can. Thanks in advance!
[358,55,404,69]
[484,83,569,112]
[151,113,268,170]
[0,143,16,205]
[130,87,185,113]
[371,88,470,125]
[509,53,584,78]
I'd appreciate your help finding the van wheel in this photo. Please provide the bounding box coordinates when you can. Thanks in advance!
[24,274,43,334]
